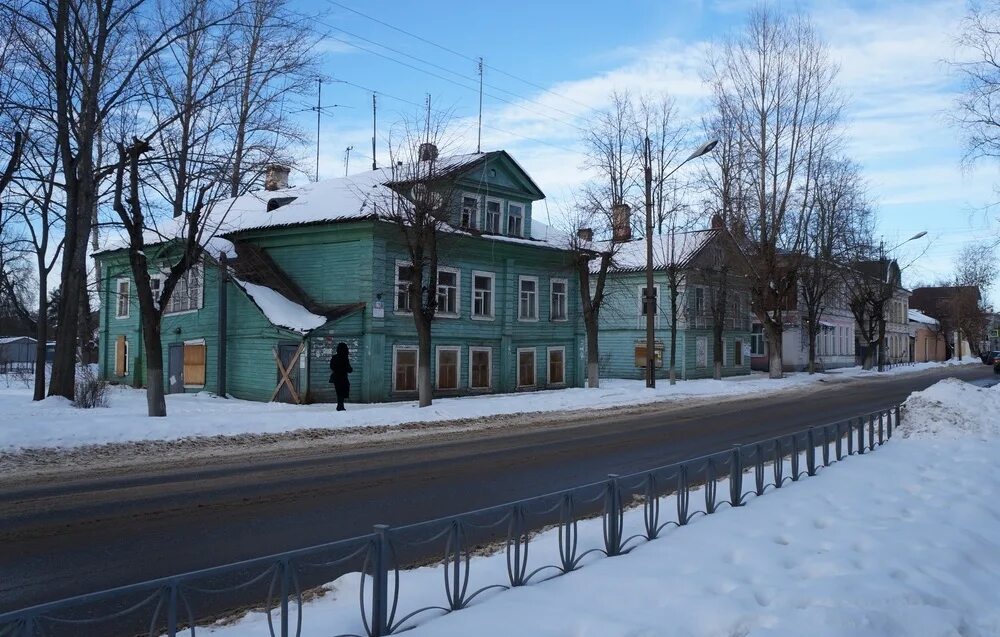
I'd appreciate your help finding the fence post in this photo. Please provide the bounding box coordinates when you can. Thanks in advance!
[604,474,623,556]
[167,583,178,637]
[878,412,885,446]
[791,434,800,481]
[857,417,865,455]
[279,559,290,637]
[806,428,817,476]
[729,445,743,507]
[868,414,875,451]
[894,404,901,436]
[835,422,843,461]
[371,525,391,637]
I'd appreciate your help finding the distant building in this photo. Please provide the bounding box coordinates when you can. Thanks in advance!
[909,285,982,358]
[0,336,37,371]
[908,309,946,362]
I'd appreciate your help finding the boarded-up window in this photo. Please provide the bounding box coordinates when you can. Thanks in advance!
[184,342,206,386]
[436,347,459,390]
[633,343,664,368]
[395,348,417,392]
[735,340,744,366]
[517,348,535,387]
[115,335,128,376]
[470,348,491,389]
[548,347,565,385]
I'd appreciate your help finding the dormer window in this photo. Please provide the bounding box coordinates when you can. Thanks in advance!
[485,200,501,234]
[460,195,478,229]
[507,203,523,237]
[267,196,297,212]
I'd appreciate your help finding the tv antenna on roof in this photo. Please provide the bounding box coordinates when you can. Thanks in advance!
[294,78,352,181]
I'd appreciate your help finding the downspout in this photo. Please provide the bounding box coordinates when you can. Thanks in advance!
[217,254,228,398]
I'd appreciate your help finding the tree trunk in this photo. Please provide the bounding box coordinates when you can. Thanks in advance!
[585,319,600,389]
[712,324,723,380]
[141,314,166,417]
[668,286,678,385]
[415,314,432,407]
[807,327,817,374]
[33,276,47,401]
[764,322,783,379]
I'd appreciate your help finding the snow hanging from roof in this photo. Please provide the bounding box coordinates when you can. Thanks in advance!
[231,278,327,334]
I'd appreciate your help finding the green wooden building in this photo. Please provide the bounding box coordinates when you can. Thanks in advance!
[94,151,586,403]
[594,225,754,380]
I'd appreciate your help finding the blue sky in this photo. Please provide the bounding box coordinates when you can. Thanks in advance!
[288,0,1000,306]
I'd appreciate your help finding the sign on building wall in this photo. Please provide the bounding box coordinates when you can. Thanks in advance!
[311,336,360,365]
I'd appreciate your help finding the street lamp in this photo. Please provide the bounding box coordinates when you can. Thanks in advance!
[877,230,927,371]
[644,138,719,388]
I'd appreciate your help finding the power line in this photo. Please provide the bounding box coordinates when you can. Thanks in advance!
[325,0,595,112]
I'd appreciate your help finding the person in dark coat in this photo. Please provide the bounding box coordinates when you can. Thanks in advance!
[329,342,353,411]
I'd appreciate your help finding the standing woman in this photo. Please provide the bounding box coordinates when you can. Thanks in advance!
[329,342,353,411]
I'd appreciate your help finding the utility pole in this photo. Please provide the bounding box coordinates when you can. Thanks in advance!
[344,146,353,176]
[372,93,378,170]
[644,136,655,388]
[878,239,885,372]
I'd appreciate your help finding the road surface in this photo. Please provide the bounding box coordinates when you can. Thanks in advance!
[0,364,994,615]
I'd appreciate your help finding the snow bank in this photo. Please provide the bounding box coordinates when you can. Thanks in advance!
[0,359,985,453]
[201,384,1000,637]
[899,377,1000,439]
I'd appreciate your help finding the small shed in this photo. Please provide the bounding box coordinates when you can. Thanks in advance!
[0,336,38,371]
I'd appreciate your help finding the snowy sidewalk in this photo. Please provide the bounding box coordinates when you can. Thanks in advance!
[0,358,983,452]
[201,377,1000,637]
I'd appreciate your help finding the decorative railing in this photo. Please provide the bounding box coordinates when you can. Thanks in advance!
[0,405,902,637]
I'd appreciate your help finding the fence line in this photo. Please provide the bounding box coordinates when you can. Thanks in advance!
[0,404,902,637]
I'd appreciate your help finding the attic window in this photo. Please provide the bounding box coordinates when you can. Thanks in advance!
[267,196,297,212]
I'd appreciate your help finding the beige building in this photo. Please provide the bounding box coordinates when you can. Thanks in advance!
[908,309,946,362]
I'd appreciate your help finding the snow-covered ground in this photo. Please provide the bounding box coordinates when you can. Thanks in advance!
[0,358,982,452]
[199,376,1000,637]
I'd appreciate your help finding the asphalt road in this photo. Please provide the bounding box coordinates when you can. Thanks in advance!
[1,364,994,616]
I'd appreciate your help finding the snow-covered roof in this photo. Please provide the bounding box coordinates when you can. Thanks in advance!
[0,336,36,345]
[231,278,328,334]
[591,229,718,273]
[908,308,939,326]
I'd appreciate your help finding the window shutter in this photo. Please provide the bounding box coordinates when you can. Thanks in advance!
[184,343,206,386]
[115,335,126,376]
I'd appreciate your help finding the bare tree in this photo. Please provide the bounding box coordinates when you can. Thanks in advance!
[800,157,872,373]
[954,242,996,355]
[706,7,843,378]
[571,92,642,388]
[951,1,1000,170]
[842,245,895,370]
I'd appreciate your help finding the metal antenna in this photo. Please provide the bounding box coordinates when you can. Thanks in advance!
[344,146,353,176]
[316,78,321,181]
[372,93,377,170]
[477,57,484,153]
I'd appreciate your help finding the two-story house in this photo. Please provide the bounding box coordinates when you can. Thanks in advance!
[594,222,754,380]
[94,150,585,403]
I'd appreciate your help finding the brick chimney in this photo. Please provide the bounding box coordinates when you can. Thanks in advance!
[264,164,290,191]
[611,203,632,242]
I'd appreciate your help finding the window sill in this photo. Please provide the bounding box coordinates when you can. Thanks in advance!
[471,315,495,321]
[163,308,200,317]
[518,317,539,323]
[437,313,460,320]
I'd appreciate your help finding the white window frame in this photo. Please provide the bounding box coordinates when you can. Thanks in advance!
[471,270,496,320]
[435,346,461,391]
[550,278,568,322]
[468,346,492,390]
[546,346,566,386]
[394,260,413,314]
[516,347,536,388]
[507,203,524,237]
[637,284,661,328]
[460,192,480,230]
[115,337,129,376]
[484,197,503,234]
[436,267,460,318]
[115,278,130,319]
[164,263,205,316]
[392,345,419,393]
[518,275,539,322]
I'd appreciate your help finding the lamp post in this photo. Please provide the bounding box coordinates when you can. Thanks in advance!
[644,139,718,388]
[877,231,927,372]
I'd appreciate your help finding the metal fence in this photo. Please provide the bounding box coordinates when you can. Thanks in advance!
[0,405,902,637]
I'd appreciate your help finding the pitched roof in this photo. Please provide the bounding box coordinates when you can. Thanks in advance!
[908,309,939,326]
[591,229,720,274]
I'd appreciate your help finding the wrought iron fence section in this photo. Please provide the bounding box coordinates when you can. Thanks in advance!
[0,405,901,637]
